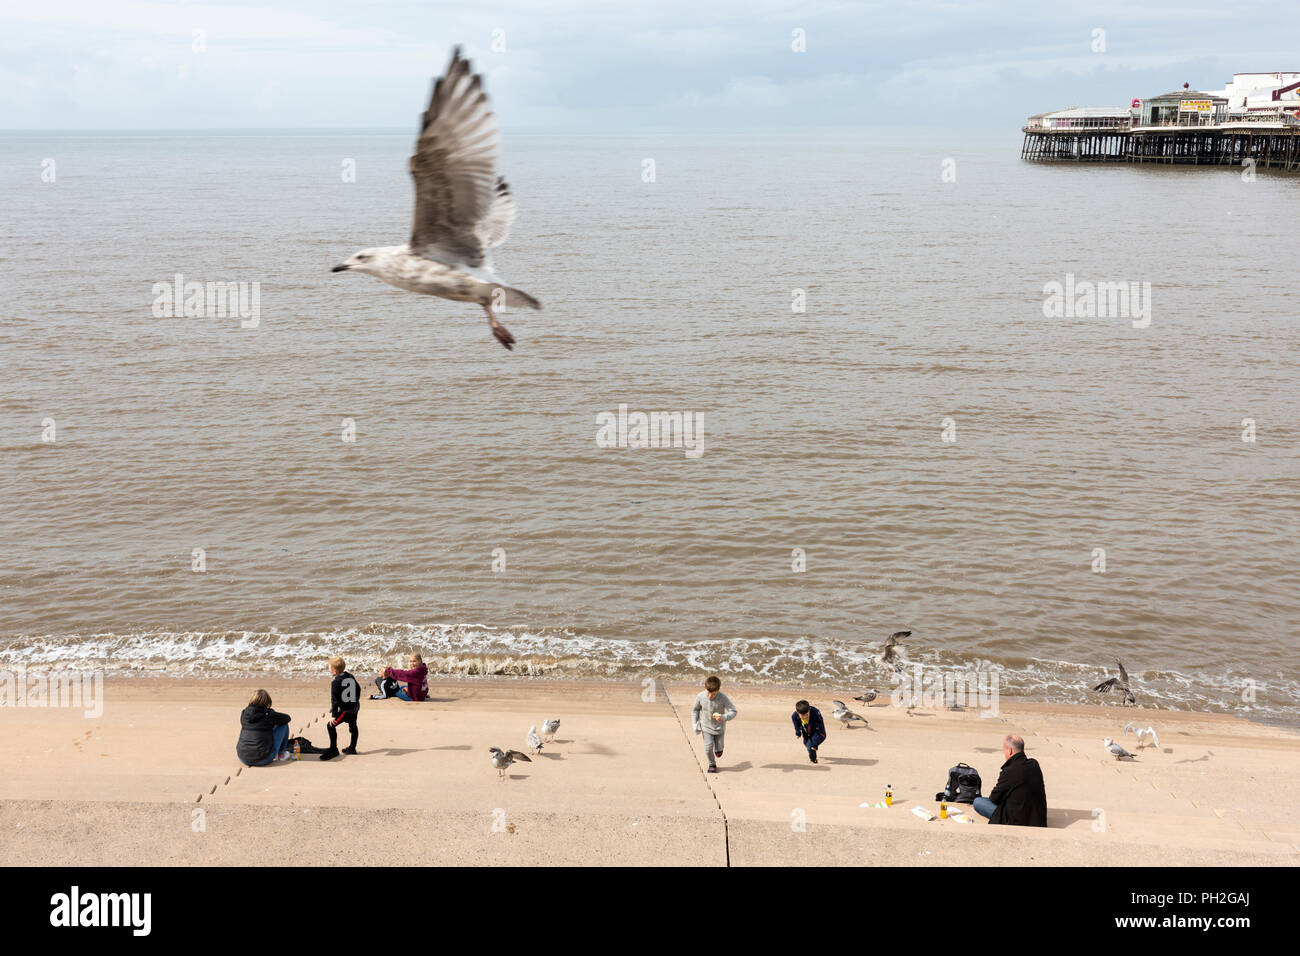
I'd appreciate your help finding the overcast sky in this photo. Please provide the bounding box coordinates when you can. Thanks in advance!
[3,1,1298,130]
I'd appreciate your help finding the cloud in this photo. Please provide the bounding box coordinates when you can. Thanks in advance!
[1,0,1296,129]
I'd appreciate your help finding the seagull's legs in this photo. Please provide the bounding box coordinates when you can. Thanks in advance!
[483,303,516,351]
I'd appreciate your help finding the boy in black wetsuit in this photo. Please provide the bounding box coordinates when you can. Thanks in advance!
[321,656,360,760]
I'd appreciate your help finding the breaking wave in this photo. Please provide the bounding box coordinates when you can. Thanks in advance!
[1,622,1295,728]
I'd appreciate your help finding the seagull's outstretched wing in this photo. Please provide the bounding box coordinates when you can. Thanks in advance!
[885,630,911,648]
[506,750,533,762]
[832,700,848,710]
[1094,677,1118,693]
[477,177,516,249]
[1116,659,1129,685]
[409,47,501,268]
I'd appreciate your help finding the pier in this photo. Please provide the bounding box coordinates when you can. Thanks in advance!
[1022,78,1300,170]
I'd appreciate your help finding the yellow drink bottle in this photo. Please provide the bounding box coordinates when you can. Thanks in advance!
[940,801,948,819]
[885,784,893,806]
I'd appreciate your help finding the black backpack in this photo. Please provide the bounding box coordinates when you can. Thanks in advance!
[936,763,982,803]
[286,736,328,755]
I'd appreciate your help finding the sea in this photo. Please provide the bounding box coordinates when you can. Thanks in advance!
[2,128,1297,726]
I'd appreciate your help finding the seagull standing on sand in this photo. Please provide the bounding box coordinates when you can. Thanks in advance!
[852,689,878,706]
[489,747,532,780]
[540,718,560,743]
[832,700,869,728]
[876,630,912,675]
[332,47,542,350]
[1094,659,1137,705]
[526,725,544,755]
[1103,737,1136,760]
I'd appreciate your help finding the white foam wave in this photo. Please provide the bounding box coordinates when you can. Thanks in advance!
[1,623,1294,727]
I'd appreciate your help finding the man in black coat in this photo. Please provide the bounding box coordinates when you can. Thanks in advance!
[973,734,1047,826]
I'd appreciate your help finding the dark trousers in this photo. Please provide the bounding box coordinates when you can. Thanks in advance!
[801,732,825,756]
[328,713,358,750]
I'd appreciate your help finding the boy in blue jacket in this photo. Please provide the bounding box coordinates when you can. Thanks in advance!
[792,700,827,764]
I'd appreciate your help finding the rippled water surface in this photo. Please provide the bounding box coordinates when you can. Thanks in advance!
[1,129,1297,724]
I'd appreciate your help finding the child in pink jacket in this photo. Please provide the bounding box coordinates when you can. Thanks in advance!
[376,653,429,701]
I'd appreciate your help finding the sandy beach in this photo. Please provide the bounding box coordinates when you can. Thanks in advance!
[1,676,1295,866]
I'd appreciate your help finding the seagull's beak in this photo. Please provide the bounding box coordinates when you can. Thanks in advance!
[331,263,349,273]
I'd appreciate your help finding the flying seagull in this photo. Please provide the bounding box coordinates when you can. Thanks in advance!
[489,746,532,780]
[540,718,560,743]
[852,689,878,705]
[1103,737,1136,760]
[332,47,541,350]
[1093,659,1136,705]
[1125,723,1160,750]
[876,630,911,674]
[526,725,544,755]
[831,700,869,728]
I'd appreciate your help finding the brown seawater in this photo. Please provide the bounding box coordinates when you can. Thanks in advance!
[1,129,1297,724]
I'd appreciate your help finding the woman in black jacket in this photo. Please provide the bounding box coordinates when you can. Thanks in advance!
[236,689,293,766]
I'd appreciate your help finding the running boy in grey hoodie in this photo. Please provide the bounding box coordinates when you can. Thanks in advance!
[691,674,737,773]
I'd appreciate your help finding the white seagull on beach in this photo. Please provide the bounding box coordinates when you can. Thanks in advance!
[832,700,869,728]
[876,630,912,675]
[489,747,532,780]
[540,718,560,743]
[852,689,878,705]
[1125,723,1160,750]
[332,46,541,350]
[526,725,544,755]
[1103,737,1136,760]
[1093,658,1137,705]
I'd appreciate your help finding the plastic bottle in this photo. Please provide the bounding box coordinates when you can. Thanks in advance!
[939,800,948,819]
[885,784,893,807]
[294,740,301,761]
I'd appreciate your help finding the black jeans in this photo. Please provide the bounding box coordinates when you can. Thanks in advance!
[327,713,358,750]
